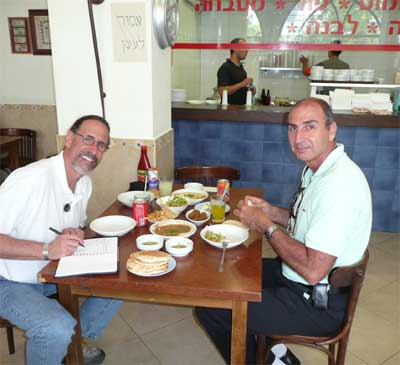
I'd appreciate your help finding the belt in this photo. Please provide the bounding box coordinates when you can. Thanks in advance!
[298,283,349,296]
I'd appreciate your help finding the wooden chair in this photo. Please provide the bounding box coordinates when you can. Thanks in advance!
[175,166,240,186]
[0,128,37,167]
[0,317,15,354]
[256,250,369,365]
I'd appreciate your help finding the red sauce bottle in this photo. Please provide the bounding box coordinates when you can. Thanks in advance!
[137,145,151,183]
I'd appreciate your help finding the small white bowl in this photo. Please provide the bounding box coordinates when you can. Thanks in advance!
[165,237,193,257]
[185,208,210,226]
[156,196,189,215]
[90,215,136,237]
[184,182,204,191]
[136,234,164,251]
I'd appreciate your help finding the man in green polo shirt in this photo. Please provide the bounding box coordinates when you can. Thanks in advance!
[195,97,372,364]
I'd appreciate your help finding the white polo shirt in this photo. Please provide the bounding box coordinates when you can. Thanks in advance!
[282,145,372,285]
[0,152,92,283]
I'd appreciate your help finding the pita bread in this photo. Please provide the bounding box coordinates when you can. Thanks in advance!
[127,251,171,275]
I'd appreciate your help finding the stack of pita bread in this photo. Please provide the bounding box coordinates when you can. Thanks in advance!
[127,251,171,275]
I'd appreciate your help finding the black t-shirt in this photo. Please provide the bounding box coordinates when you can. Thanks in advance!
[217,59,248,105]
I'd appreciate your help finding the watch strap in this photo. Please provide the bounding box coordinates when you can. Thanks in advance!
[42,243,49,260]
[264,224,280,240]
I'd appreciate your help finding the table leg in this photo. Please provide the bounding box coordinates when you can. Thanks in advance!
[231,300,248,364]
[57,285,83,365]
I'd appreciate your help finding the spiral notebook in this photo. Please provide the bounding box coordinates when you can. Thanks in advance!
[55,237,118,278]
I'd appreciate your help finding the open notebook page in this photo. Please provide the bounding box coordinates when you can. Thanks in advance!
[55,237,118,277]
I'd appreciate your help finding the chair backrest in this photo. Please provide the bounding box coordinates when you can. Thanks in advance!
[328,249,369,337]
[175,166,240,186]
[0,128,36,166]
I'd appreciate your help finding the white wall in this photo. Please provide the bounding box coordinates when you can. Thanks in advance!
[0,0,55,105]
[48,0,171,139]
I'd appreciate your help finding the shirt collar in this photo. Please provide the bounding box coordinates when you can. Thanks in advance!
[226,58,244,69]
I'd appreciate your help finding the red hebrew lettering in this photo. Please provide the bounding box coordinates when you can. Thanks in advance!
[306,20,320,34]
[237,0,250,11]
[319,0,329,10]
[359,0,374,10]
[321,21,330,34]
[388,20,400,34]
[331,20,344,34]
[217,0,223,11]
[381,0,399,10]
[347,14,359,34]
[252,0,266,11]
[223,0,235,11]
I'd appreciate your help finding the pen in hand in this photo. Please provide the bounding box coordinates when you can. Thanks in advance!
[49,227,85,247]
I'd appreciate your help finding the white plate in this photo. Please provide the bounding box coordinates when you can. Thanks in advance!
[117,191,155,208]
[90,215,136,237]
[150,219,197,239]
[126,257,176,277]
[172,189,209,205]
[195,201,230,213]
[200,224,249,249]
[186,100,205,105]
[205,99,219,105]
[147,209,179,223]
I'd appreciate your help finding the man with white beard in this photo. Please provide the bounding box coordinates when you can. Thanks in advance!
[0,115,122,365]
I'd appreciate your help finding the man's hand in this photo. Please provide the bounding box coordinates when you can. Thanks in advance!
[234,196,273,233]
[62,228,84,241]
[48,231,84,260]
[241,77,253,88]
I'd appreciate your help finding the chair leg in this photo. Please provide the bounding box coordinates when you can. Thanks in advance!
[328,343,336,365]
[6,326,16,354]
[336,336,349,365]
[256,335,266,364]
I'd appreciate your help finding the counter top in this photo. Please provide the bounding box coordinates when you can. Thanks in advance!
[172,103,399,128]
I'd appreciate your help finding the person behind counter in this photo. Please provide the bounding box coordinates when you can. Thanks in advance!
[217,37,256,105]
[299,40,350,75]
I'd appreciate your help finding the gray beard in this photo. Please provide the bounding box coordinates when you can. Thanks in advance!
[72,160,91,176]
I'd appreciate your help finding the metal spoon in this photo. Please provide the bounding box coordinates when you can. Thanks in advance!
[218,241,229,272]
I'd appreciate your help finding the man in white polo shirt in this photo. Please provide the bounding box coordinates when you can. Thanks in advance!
[195,98,372,364]
[0,115,122,365]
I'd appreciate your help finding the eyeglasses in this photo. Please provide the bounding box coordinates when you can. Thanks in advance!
[73,131,109,152]
[287,167,309,234]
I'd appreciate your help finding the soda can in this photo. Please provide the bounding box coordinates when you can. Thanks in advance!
[132,198,148,227]
[217,179,230,201]
[148,167,159,190]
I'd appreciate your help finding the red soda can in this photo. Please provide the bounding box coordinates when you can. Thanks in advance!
[217,179,230,201]
[132,198,148,227]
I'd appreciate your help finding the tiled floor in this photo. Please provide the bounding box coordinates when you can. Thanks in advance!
[1,231,399,365]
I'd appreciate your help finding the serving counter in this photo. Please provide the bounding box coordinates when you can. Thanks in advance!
[172,103,400,232]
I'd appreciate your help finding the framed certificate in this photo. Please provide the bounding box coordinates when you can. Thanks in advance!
[8,17,31,54]
[29,9,51,55]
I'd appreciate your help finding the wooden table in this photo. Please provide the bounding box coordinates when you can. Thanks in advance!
[0,136,21,171]
[38,187,263,364]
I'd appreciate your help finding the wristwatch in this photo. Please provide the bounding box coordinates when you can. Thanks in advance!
[42,243,49,260]
[264,224,280,241]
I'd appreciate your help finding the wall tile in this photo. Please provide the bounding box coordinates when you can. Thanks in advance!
[355,127,379,145]
[179,121,199,138]
[262,164,285,184]
[240,162,264,182]
[352,145,377,168]
[198,139,221,160]
[375,147,400,169]
[199,122,221,139]
[221,122,243,140]
[372,190,394,231]
[336,127,356,146]
[263,142,285,163]
[378,128,400,147]
[360,167,375,189]
[373,168,399,190]
[243,123,265,141]
[264,124,286,142]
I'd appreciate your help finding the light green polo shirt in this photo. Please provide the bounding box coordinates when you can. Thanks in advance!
[282,144,372,285]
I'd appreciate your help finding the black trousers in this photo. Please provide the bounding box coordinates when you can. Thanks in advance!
[194,258,348,364]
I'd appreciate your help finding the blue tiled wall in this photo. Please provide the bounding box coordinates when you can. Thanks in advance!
[173,120,400,232]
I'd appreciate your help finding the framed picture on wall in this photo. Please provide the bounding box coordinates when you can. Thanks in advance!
[8,17,31,54]
[29,9,51,55]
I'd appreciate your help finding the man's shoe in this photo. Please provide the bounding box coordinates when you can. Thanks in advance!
[279,348,301,365]
[82,345,105,365]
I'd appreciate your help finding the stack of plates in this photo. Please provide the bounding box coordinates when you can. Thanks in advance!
[333,69,350,82]
[322,69,334,81]
[172,89,187,102]
[310,66,324,80]
[350,69,362,82]
[360,69,375,82]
